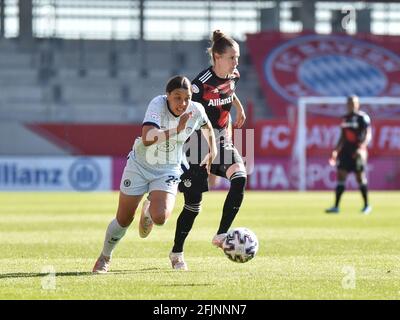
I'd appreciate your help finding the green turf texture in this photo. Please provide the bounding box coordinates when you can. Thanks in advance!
[0,191,399,300]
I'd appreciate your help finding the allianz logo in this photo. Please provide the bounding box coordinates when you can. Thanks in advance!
[0,163,62,185]
[68,158,101,191]
[0,158,102,191]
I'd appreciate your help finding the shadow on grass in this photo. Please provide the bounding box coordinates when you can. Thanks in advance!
[0,272,93,279]
[159,283,215,287]
[0,268,174,279]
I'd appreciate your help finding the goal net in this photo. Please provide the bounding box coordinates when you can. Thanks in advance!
[295,96,400,190]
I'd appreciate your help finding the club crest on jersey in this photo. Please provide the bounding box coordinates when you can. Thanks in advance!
[183,179,192,188]
[150,112,160,121]
[158,140,176,152]
[264,34,400,116]
[192,84,199,94]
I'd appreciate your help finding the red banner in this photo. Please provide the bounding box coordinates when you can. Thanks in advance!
[206,157,400,191]
[246,32,400,118]
[27,124,141,156]
[255,118,400,157]
[110,156,397,191]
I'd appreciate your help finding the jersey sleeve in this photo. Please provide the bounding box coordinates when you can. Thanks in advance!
[193,102,209,130]
[142,96,163,129]
[191,78,203,103]
[362,113,371,127]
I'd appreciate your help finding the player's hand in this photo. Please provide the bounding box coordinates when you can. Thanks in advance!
[234,109,246,129]
[177,111,193,133]
[200,151,216,175]
[328,150,338,167]
[355,146,367,161]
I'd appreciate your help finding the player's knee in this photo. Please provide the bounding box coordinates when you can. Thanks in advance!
[152,210,170,226]
[336,181,345,187]
[153,218,167,226]
[182,192,202,216]
[116,215,133,228]
[229,172,247,193]
[148,206,171,226]
[184,192,203,206]
[116,209,134,228]
[358,177,368,185]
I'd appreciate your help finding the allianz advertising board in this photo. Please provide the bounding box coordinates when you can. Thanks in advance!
[0,157,111,191]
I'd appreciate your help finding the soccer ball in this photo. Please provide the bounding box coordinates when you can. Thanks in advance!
[222,227,259,263]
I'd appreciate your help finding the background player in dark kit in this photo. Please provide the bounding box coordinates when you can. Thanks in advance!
[326,95,372,215]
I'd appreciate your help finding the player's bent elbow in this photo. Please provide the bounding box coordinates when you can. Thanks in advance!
[142,139,156,147]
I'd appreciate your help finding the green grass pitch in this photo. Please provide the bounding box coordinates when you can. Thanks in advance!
[0,191,399,300]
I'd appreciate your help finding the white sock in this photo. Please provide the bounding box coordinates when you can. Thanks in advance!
[102,218,128,258]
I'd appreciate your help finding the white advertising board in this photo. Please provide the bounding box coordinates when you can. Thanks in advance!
[0,157,111,191]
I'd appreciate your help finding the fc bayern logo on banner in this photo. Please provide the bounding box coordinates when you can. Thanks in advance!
[264,34,400,115]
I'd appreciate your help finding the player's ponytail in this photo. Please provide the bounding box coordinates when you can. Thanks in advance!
[207,30,238,65]
[166,75,191,94]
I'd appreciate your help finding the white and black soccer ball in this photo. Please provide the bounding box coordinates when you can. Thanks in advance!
[222,227,259,263]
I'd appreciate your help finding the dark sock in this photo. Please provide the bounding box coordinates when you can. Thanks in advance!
[335,183,345,208]
[172,193,202,253]
[217,174,247,234]
[360,184,369,207]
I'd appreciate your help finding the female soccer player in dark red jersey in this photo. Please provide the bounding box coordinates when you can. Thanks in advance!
[169,30,247,270]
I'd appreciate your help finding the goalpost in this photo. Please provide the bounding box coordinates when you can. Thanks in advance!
[296,96,400,191]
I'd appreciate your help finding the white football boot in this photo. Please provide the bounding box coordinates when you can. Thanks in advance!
[92,254,111,274]
[361,205,372,215]
[211,233,227,249]
[169,252,188,271]
[139,199,153,238]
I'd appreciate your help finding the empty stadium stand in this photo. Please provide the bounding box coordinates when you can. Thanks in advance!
[0,38,268,123]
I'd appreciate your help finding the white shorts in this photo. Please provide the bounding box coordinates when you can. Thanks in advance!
[120,154,181,196]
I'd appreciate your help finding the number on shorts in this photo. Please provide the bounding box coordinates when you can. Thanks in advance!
[165,175,179,186]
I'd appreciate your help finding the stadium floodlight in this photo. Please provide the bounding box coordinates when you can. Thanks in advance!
[296,96,400,191]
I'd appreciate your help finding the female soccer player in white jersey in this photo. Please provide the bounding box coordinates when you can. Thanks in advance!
[93,76,217,273]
